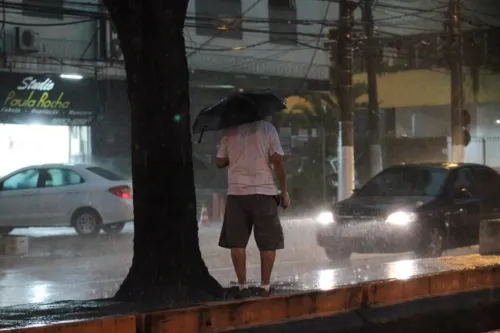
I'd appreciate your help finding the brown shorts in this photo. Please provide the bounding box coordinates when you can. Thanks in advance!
[218,194,284,251]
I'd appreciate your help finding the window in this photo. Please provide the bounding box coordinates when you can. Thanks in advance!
[44,169,84,187]
[453,168,472,190]
[1,169,40,191]
[195,0,242,39]
[268,0,297,44]
[471,167,500,197]
[357,166,449,197]
[87,167,126,181]
[22,0,64,20]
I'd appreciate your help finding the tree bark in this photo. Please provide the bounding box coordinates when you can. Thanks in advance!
[102,0,223,304]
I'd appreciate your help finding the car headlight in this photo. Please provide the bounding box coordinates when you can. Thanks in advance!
[316,211,334,225]
[385,211,417,226]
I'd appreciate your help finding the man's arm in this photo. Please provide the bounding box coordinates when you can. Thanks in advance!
[216,136,229,169]
[267,124,289,207]
[270,153,287,193]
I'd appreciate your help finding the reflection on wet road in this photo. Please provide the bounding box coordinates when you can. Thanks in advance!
[0,219,477,307]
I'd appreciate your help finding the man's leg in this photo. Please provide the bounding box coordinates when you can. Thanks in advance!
[231,248,247,289]
[259,250,276,288]
[218,195,252,293]
[252,195,284,295]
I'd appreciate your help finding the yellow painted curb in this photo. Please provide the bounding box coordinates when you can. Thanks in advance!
[142,285,363,333]
[1,315,136,333]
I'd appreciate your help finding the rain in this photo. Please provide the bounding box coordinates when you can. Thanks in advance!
[0,0,499,327]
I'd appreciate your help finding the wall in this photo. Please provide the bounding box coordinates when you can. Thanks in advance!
[354,69,500,108]
[1,0,99,60]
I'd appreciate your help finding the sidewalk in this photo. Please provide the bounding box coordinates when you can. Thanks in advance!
[1,254,500,331]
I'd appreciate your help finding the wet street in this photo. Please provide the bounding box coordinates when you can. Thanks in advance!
[0,218,477,307]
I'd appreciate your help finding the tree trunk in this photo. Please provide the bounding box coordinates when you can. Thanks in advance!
[102,0,223,304]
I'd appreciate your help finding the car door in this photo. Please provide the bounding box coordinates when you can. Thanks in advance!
[0,168,42,227]
[37,168,87,226]
[448,167,481,246]
[469,166,500,243]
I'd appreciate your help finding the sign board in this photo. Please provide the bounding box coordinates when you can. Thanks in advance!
[0,73,98,126]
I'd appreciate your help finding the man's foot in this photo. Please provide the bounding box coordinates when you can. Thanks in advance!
[235,288,252,299]
[257,287,270,297]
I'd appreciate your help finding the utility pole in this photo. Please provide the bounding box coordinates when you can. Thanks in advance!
[331,0,356,201]
[448,0,464,162]
[363,0,382,176]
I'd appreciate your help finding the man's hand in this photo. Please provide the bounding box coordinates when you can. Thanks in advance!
[280,191,290,209]
[216,157,229,169]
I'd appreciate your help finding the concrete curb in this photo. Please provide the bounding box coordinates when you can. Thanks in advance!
[142,255,500,333]
[3,255,500,333]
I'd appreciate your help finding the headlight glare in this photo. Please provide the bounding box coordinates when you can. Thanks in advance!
[385,211,417,226]
[316,211,334,225]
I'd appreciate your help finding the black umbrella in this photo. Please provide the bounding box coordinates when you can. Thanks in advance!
[192,91,286,142]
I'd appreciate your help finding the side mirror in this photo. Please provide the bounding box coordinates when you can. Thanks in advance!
[454,188,472,199]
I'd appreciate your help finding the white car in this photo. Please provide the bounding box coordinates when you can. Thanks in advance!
[0,164,134,237]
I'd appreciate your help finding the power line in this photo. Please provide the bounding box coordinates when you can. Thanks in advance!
[299,0,331,89]
[187,0,263,58]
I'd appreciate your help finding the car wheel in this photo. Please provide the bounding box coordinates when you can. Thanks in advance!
[102,222,125,234]
[418,227,445,258]
[0,227,14,236]
[73,209,101,237]
[324,247,352,261]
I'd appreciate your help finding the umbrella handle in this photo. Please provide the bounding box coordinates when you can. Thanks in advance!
[197,126,207,143]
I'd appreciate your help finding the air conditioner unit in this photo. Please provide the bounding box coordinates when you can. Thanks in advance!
[15,27,40,52]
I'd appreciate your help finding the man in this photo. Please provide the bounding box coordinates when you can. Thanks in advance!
[216,119,289,297]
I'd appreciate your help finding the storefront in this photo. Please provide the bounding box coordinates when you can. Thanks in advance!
[0,72,98,177]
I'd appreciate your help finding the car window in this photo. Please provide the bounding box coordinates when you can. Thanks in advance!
[1,169,40,190]
[44,168,84,187]
[357,166,448,197]
[86,166,126,181]
[471,167,500,197]
[453,168,472,190]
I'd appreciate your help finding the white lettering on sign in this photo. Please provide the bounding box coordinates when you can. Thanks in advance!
[16,77,54,91]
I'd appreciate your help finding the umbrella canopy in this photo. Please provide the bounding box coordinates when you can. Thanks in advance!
[192,92,286,136]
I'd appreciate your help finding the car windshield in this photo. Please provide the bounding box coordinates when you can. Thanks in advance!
[87,166,127,181]
[356,166,449,197]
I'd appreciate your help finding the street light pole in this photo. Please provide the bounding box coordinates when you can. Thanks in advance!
[448,0,464,162]
[363,0,382,176]
[333,0,356,201]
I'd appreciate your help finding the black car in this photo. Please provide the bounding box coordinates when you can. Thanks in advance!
[316,162,500,260]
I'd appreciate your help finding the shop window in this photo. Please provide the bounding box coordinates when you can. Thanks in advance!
[269,0,297,45]
[45,169,84,187]
[1,169,40,191]
[22,0,64,20]
[195,0,242,39]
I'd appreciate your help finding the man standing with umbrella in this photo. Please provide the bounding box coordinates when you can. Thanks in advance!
[215,116,289,297]
[193,92,289,297]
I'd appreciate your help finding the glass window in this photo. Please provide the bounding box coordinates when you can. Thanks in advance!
[87,167,126,181]
[453,168,472,190]
[45,169,84,187]
[471,167,500,197]
[1,169,40,190]
[357,166,449,197]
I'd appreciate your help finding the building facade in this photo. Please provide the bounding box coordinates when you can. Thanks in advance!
[1,0,500,178]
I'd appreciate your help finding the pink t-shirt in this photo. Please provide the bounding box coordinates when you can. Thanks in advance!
[217,120,284,196]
